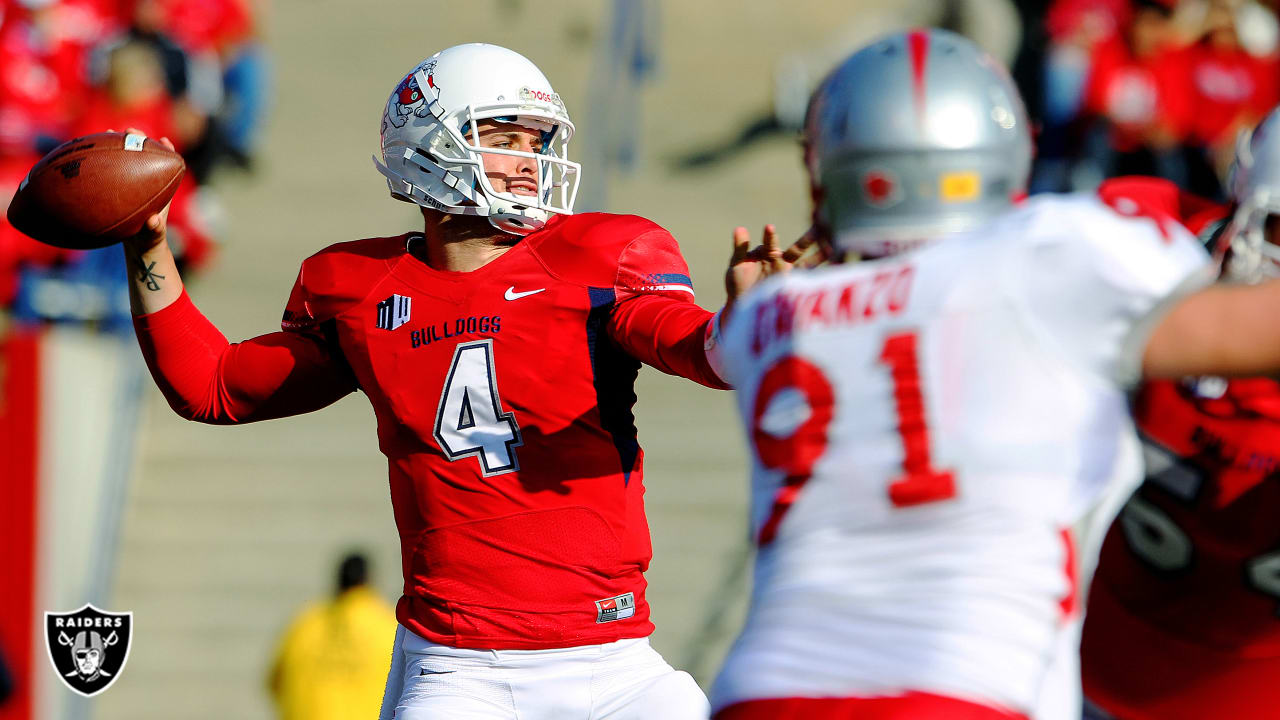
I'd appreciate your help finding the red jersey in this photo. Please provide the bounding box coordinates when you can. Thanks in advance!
[132,212,726,650]
[1082,180,1280,718]
[1181,42,1278,147]
[1083,39,1191,151]
[156,0,252,54]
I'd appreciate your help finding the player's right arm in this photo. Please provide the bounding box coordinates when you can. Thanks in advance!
[1143,280,1280,379]
[1017,193,1280,385]
[124,184,357,425]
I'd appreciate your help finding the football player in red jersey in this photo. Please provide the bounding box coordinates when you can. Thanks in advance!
[120,43,790,720]
[1082,108,1280,720]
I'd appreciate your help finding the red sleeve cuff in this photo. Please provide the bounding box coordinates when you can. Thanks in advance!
[132,289,197,332]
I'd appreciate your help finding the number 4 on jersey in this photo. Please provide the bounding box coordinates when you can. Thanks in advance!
[434,340,523,475]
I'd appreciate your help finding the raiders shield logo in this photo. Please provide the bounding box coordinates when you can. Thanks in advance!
[45,604,132,697]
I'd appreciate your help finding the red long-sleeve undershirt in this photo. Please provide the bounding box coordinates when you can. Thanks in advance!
[132,290,357,424]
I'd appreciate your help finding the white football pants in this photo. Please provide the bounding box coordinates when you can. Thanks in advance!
[378,624,710,720]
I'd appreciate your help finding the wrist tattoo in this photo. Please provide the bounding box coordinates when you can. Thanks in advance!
[135,260,165,292]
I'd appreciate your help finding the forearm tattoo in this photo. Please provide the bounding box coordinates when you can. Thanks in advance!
[135,259,166,292]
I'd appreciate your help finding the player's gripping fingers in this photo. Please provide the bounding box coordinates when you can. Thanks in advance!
[107,127,173,253]
[112,127,175,152]
[730,226,751,264]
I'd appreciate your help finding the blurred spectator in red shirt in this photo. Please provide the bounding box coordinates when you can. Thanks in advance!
[0,0,122,155]
[126,0,262,180]
[71,39,212,270]
[1032,0,1134,191]
[150,0,250,59]
[1066,0,1230,195]
[1180,0,1280,170]
[1083,0,1188,153]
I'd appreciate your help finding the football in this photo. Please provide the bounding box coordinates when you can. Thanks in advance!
[5,132,185,250]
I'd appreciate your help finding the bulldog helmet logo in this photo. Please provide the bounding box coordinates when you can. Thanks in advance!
[45,604,132,697]
[388,60,437,128]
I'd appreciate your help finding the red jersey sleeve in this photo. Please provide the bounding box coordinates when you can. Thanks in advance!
[133,288,357,424]
[1097,176,1227,239]
[606,229,730,389]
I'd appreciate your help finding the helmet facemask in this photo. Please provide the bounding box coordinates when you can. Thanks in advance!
[1221,195,1280,283]
[1222,118,1280,283]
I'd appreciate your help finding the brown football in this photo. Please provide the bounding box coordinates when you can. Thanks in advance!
[6,132,185,250]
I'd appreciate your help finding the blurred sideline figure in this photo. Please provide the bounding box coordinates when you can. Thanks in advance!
[117,41,799,719]
[710,28,1280,720]
[267,553,397,720]
[1081,107,1280,720]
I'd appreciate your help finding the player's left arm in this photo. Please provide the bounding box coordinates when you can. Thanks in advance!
[609,224,814,389]
[607,230,731,389]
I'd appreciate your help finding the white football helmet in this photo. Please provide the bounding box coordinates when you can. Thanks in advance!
[1222,106,1280,283]
[374,43,581,235]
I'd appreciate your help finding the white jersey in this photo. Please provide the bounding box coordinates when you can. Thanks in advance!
[710,195,1212,718]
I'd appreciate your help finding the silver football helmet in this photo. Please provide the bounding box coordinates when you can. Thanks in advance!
[804,28,1032,259]
[1222,106,1280,283]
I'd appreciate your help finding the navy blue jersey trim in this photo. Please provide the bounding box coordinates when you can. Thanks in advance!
[586,287,641,484]
[646,272,692,286]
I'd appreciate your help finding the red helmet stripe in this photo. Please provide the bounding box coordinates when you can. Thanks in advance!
[907,29,929,128]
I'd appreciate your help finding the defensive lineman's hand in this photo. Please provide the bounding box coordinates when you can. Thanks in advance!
[722,224,822,326]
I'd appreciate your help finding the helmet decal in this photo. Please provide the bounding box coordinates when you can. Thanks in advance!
[907,29,930,129]
[519,86,565,112]
[862,169,901,208]
[388,60,437,129]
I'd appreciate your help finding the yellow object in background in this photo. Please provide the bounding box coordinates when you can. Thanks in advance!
[268,556,398,720]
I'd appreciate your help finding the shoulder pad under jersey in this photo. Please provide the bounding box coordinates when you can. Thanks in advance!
[1097,176,1227,238]
[524,212,674,288]
[282,235,404,330]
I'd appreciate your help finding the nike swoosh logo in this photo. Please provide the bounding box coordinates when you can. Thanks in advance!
[504,286,546,301]
[420,668,456,676]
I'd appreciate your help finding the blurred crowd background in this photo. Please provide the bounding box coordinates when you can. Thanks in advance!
[0,0,268,321]
[1022,0,1279,198]
[0,0,1277,719]
[3,0,1277,310]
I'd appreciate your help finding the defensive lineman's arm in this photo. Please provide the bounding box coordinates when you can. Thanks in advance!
[1143,279,1280,379]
